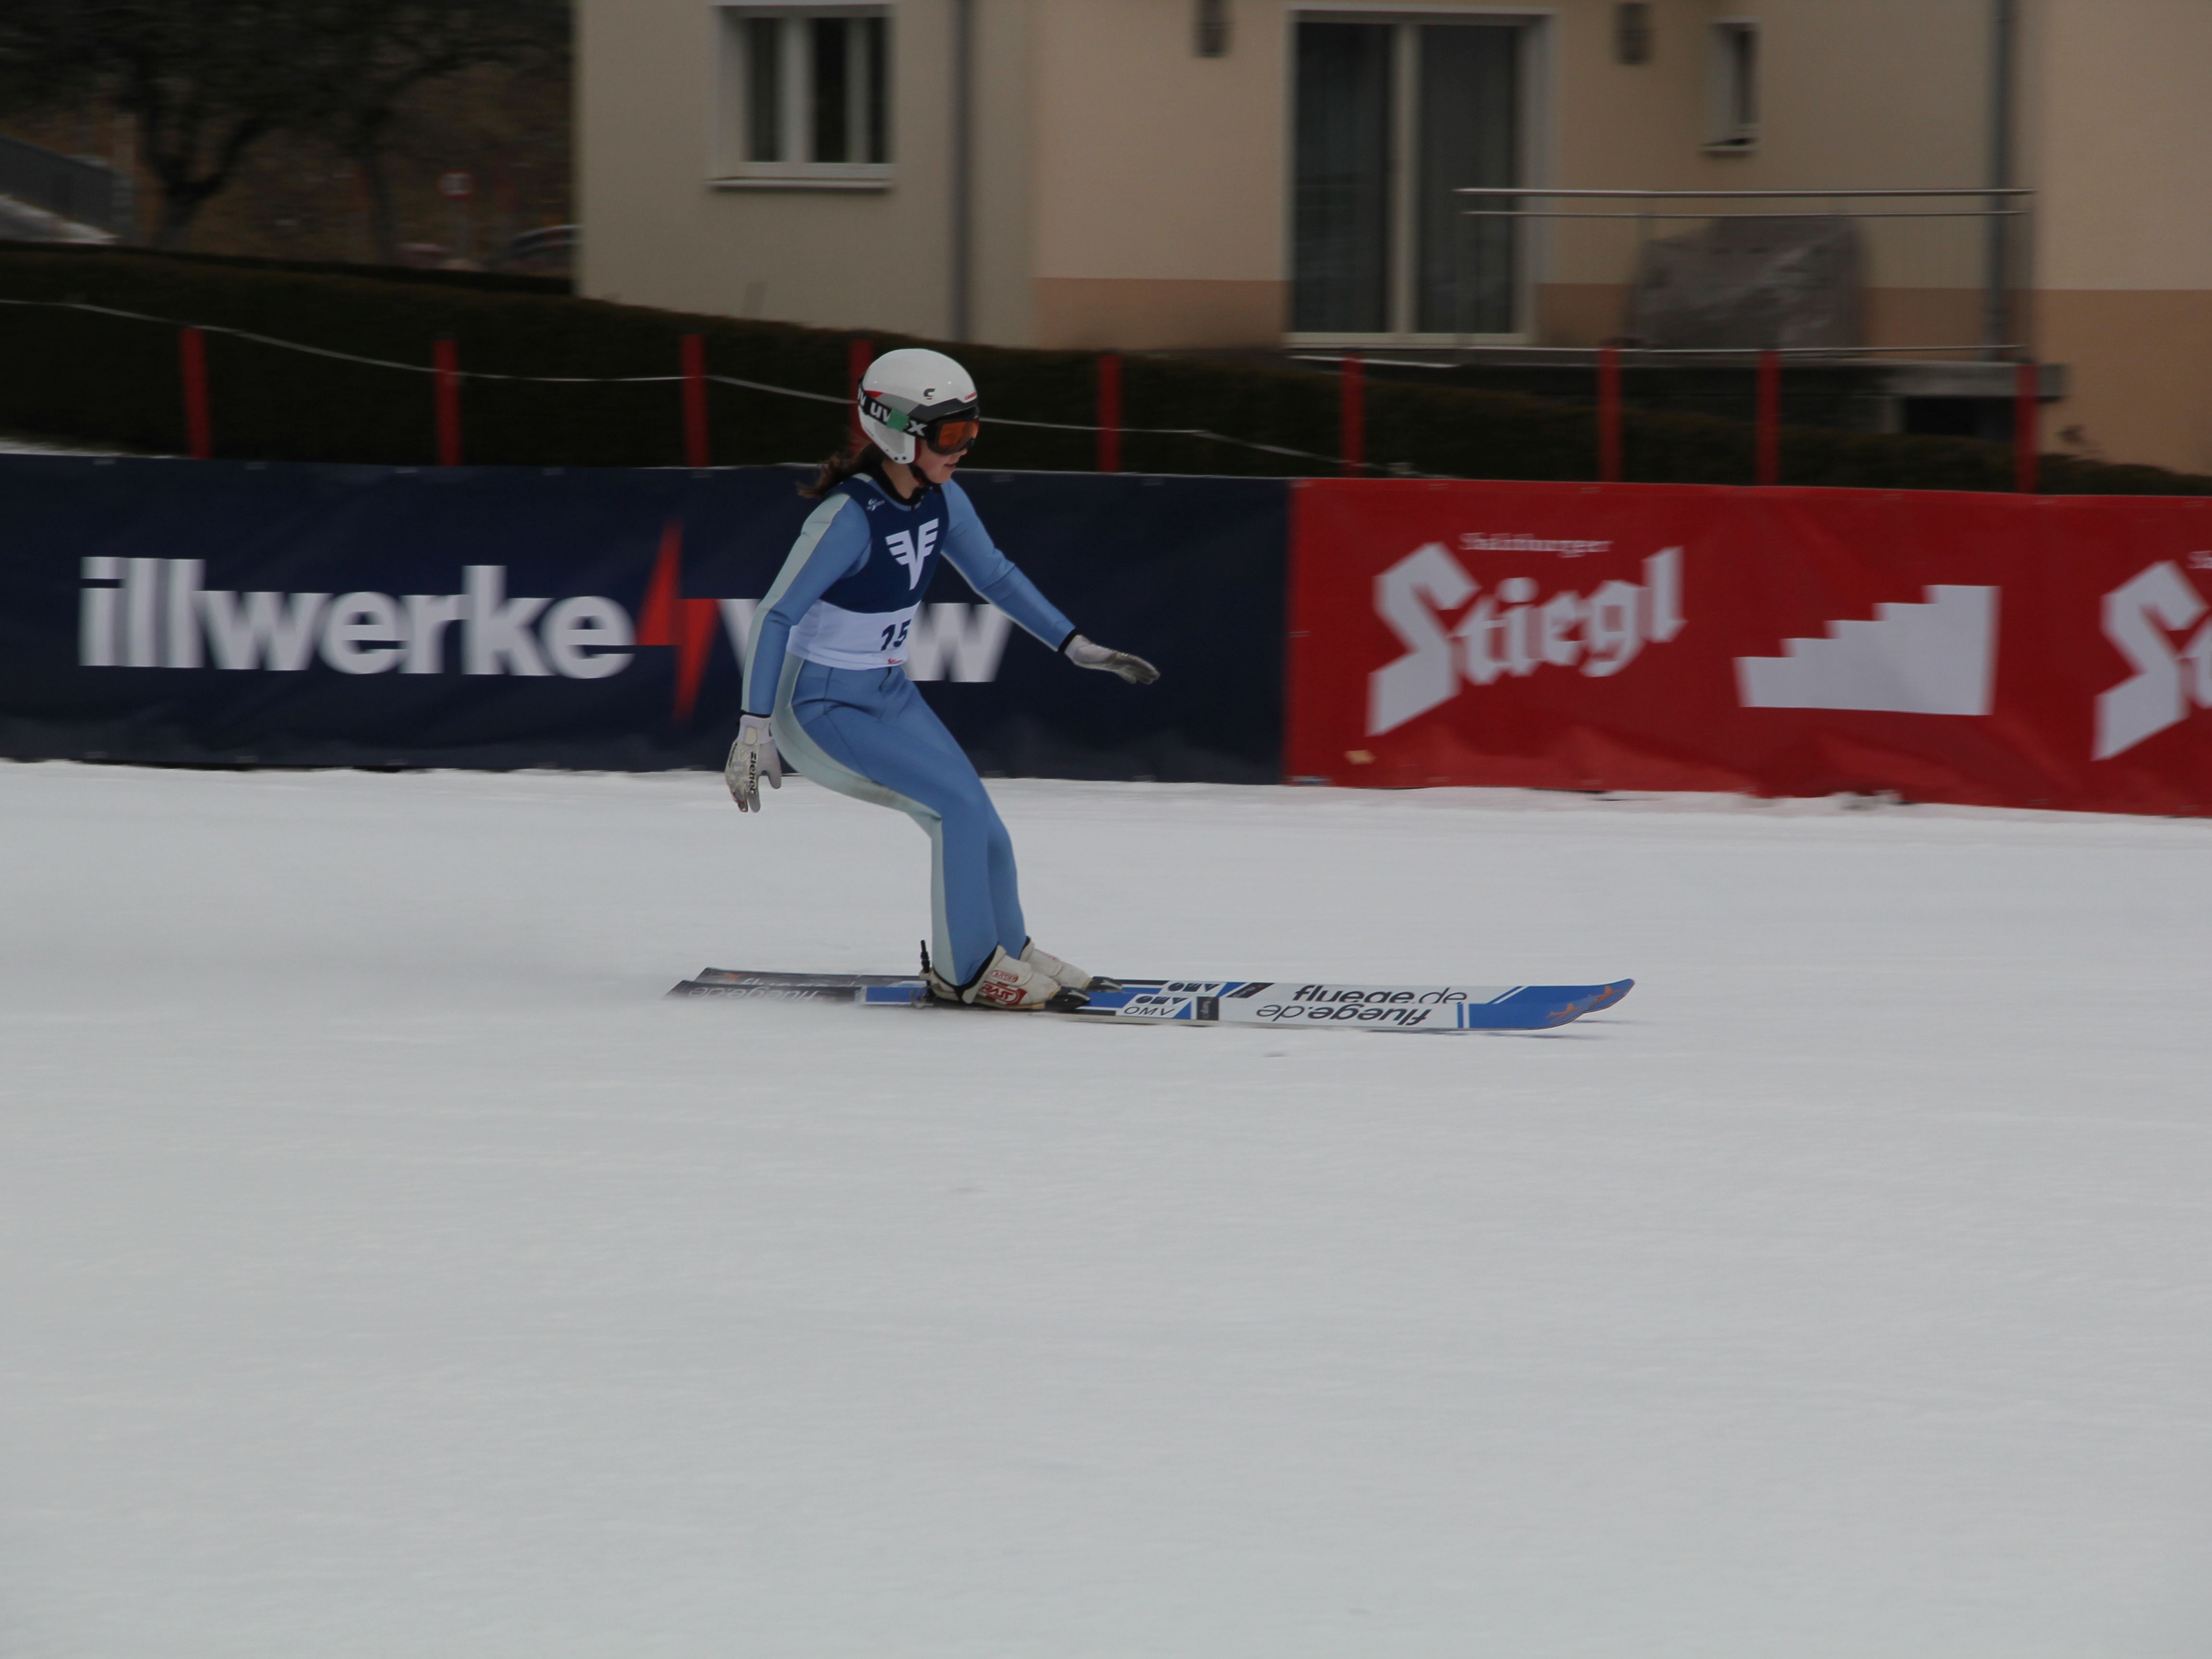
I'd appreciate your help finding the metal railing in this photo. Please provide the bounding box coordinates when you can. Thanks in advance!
[1459,186,2033,216]
[0,132,133,239]
[1457,186,2034,358]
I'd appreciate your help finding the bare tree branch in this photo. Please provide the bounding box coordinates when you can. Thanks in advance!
[0,0,567,253]
[297,1,568,261]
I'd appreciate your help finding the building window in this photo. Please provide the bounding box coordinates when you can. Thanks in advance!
[1292,17,1523,338]
[1707,20,1758,151]
[1614,2,1652,65]
[719,6,890,186]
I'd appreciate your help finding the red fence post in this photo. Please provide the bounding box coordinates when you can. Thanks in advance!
[178,326,212,460]
[2015,361,2040,493]
[680,333,710,468]
[1339,352,1365,477]
[1096,350,1122,473]
[1597,344,1623,483]
[1756,349,1782,486]
[848,336,873,444]
[433,337,462,466]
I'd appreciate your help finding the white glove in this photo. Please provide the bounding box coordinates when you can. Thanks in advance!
[1064,634,1160,685]
[725,714,781,812]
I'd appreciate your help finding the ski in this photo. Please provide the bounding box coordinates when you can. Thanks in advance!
[670,968,1633,1032]
[666,968,917,1007]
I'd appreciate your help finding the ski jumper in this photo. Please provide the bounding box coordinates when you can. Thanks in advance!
[743,472,1076,985]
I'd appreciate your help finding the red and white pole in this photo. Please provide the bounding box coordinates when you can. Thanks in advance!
[1096,350,1122,473]
[847,336,873,444]
[681,333,710,469]
[1339,352,1365,477]
[1598,344,1623,483]
[178,326,212,460]
[433,337,462,466]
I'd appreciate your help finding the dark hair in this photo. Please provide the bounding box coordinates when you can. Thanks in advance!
[801,435,885,499]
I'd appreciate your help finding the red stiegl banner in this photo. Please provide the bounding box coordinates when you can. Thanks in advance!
[1286,479,2212,817]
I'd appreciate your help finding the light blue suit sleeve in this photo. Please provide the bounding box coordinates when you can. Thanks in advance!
[742,493,868,714]
[938,481,1076,652]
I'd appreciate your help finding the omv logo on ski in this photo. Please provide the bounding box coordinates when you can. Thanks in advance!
[1369,541,1684,736]
[2094,556,2212,759]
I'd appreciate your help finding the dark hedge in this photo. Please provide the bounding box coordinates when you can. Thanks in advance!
[1,243,2206,494]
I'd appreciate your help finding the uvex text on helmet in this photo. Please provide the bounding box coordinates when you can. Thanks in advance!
[856,348,979,464]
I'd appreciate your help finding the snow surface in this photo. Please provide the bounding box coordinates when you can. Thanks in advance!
[4,760,2211,1659]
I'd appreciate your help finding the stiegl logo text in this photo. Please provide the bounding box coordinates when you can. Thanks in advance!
[2094,559,2212,759]
[1369,543,1686,736]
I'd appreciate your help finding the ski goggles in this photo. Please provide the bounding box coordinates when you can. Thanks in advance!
[922,414,982,456]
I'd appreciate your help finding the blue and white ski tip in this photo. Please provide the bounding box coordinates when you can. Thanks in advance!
[1068,979,1634,1032]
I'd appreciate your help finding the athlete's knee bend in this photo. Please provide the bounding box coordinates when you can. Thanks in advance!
[938,772,998,827]
[946,811,1014,874]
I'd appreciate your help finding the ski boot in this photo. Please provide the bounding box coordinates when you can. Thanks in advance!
[1021,939,1122,994]
[922,944,1089,1011]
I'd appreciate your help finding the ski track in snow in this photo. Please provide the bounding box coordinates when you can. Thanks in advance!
[3,760,2210,1659]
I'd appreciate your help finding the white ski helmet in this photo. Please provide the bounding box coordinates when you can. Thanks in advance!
[856,348,980,464]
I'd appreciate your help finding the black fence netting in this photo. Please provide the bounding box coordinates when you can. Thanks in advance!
[1,244,2206,494]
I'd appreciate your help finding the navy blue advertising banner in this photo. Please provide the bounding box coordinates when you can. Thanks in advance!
[0,457,1286,781]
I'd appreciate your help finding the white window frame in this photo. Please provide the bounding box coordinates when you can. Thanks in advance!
[1283,7,1553,349]
[713,2,892,191]
[1705,18,1759,153]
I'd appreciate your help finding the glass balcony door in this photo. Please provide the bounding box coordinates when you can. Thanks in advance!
[1293,17,1524,340]
[1293,22,1394,333]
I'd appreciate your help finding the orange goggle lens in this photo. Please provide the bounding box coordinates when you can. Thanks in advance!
[924,416,981,455]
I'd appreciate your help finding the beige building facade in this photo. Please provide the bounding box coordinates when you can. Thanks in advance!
[579,0,2212,473]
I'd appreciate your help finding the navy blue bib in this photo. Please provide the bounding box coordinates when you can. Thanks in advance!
[819,475,947,613]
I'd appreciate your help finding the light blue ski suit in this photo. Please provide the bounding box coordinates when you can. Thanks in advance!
[743,470,1075,985]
